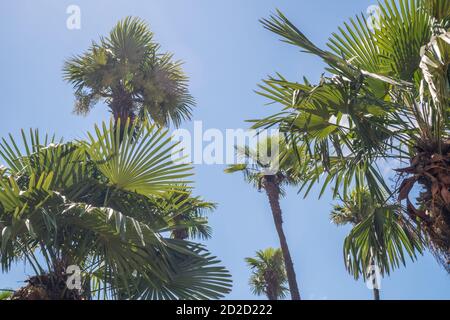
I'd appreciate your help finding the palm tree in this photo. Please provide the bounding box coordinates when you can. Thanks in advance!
[225,136,301,300]
[0,119,231,300]
[153,188,216,240]
[331,188,424,300]
[63,17,195,129]
[245,248,289,300]
[253,0,449,271]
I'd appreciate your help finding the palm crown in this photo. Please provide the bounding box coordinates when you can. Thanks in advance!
[225,135,302,195]
[245,248,289,300]
[63,17,195,128]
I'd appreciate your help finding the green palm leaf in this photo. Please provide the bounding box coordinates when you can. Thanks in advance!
[85,119,192,197]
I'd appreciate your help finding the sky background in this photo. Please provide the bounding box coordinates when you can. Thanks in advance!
[0,0,449,299]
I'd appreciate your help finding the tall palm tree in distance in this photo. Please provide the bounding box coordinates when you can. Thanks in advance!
[63,17,195,129]
[331,188,424,300]
[225,136,302,300]
[245,248,289,300]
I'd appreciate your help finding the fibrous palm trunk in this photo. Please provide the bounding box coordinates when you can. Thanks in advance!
[173,229,189,240]
[264,270,278,301]
[172,215,189,240]
[397,139,450,271]
[266,286,278,301]
[11,259,82,300]
[263,175,301,300]
[109,86,136,135]
[373,288,380,301]
[11,273,83,300]
[11,273,82,300]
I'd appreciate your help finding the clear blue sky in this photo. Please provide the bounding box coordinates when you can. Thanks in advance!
[0,0,448,299]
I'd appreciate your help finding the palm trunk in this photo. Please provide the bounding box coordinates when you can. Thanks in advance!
[11,273,83,300]
[11,255,83,300]
[373,288,380,300]
[266,288,278,301]
[109,86,136,139]
[172,215,189,240]
[264,270,278,300]
[396,140,450,272]
[369,255,380,300]
[263,176,301,300]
